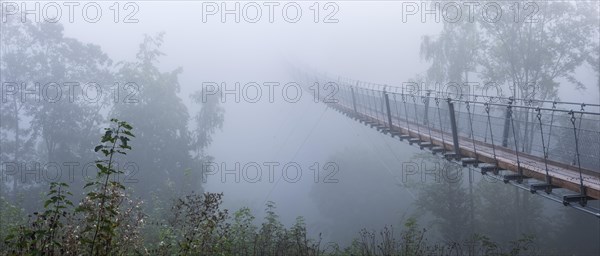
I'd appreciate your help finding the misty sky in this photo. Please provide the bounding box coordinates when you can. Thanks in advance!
[60,1,599,102]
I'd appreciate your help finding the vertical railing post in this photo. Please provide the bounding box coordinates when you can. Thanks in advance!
[502,97,514,147]
[447,98,461,160]
[384,92,393,129]
[423,90,431,125]
[350,86,357,114]
[380,86,387,117]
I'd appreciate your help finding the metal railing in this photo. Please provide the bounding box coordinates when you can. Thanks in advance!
[297,71,600,217]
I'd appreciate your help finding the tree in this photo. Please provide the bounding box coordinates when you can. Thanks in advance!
[111,33,196,199]
[0,15,38,201]
[1,16,113,206]
[421,1,599,154]
[25,22,113,163]
[478,1,598,99]
[477,1,598,153]
[475,179,545,246]
[310,148,410,245]
[190,89,224,161]
[410,153,473,243]
[420,21,480,89]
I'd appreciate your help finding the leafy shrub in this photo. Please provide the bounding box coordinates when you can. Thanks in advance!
[1,119,537,256]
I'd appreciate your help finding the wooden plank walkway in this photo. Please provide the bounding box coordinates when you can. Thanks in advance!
[328,101,600,201]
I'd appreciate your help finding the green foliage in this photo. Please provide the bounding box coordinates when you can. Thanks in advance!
[3,182,73,255]
[0,197,24,250]
[76,119,135,255]
[169,192,230,255]
[1,119,541,256]
[141,191,174,252]
[2,119,140,256]
[225,202,323,256]
[331,220,536,256]
[256,201,285,254]
[467,233,535,256]
[228,207,258,255]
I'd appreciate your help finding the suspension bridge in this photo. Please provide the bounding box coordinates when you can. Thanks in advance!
[299,72,600,217]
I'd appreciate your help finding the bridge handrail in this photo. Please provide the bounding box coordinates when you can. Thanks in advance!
[326,74,600,108]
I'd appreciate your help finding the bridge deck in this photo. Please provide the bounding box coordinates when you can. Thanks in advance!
[330,102,600,200]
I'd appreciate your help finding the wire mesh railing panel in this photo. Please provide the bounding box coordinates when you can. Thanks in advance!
[327,80,600,173]
[300,72,600,216]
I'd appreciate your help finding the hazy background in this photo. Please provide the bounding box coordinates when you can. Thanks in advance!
[3,0,599,253]
[59,0,600,245]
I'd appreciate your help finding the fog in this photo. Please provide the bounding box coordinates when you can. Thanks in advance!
[1,1,600,255]
[60,0,443,233]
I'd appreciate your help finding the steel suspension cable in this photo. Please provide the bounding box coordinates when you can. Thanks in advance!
[371,88,379,122]
[509,106,523,178]
[423,96,434,145]
[412,95,422,140]
[535,108,552,185]
[392,93,401,130]
[365,88,373,119]
[377,89,384,123]
[436,98,446,150]
[370,88,378,121]
[466,101,478,160]
[402,94,411,133]
[573,104,585,165]
[484,103,498,166]
[569,110,585,192]
[546,102,557,155]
